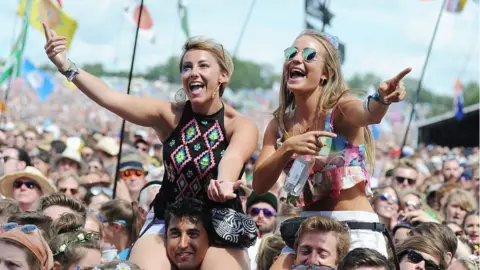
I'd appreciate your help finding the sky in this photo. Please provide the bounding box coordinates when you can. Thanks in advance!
[0,0,478,96]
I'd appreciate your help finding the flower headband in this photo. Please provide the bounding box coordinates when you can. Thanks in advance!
[53,232,99,257]
[83,262,132,270]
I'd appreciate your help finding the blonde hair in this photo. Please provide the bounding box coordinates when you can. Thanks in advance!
[294,216,350,264]
[395,235,447,270]
[442,189,478,219]
[99,199,142,245]
[179,36,234,97]
[274,29,375,172]
[37,193,87,220]
[55,171,80,186]
[255,234,285,270]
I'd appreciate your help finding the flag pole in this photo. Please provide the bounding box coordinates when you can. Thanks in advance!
[112,0,144,199]
[399,0,447,158]
[233,0,258,59]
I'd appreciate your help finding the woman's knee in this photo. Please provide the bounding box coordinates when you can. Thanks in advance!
[129,234,171,270]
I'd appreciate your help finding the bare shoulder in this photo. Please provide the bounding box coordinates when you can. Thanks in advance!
[152,101,186,140]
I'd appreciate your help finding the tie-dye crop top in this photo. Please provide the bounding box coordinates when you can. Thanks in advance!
[276,108,372,207]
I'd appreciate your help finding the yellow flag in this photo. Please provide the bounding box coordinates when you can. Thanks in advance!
[17,0,77,49]
[0,100,8,112]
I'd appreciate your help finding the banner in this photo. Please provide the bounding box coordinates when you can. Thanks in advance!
[18,0,77,49]
[454,79,464,120]
[22,59,55,102]
[445,0,468,12]
[178,0,190,38]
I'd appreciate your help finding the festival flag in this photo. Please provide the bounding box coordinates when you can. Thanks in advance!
[178,0,190,38]
[56,0,62,8]
[17,0,77,49]
[454,79,464,120]
[0,0,33,85]
[22,59,55,102]
[445,0,468,12]
[124,0,156,43]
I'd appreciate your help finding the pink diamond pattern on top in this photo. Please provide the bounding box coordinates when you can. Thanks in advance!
[203,120,224,150]
[194,150,215,178]
[175,174,188,199]
[171,145,192,173]
[181,119,201,144]
[189,177,202,196]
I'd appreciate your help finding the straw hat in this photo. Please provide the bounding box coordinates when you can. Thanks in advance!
[95,136,119,156]
[0,166,56,197]
[53,148,83,169]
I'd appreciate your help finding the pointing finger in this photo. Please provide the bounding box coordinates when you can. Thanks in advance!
[42,22,51,41]
[392,67,412,84]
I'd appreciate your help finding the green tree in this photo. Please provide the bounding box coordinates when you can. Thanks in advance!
[463,81,479,107]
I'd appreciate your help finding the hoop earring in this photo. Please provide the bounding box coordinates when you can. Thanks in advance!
[320,78,328,86]
[175,88,187,103]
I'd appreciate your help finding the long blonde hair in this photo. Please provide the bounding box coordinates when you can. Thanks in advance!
[255,234,285,270]
[273,29,375,171]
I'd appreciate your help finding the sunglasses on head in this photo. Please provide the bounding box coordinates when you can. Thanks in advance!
[120,169,145,180]
[402,249,440,270]
[284,47,317,61]
[379,192,398,204]
[13,180,39,190]
[90,186,113,197]
[291,264,335,270]
[396,176,416,186]
[59,187,79,195]
[250,207,275,218]
[404,200,420,209]
[1,223,37,234]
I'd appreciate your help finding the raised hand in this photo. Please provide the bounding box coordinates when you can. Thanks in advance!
[42,22,69,72]
[207,179,242,202]
[378,67,412,104]
[284,130,337,156]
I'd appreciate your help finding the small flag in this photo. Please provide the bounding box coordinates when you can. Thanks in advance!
[178,0,190,38]
[0,100,8,112]
[56,0,62,8]
[124,0,156,43]
[17,0,77,49]
[445,0,468,12]
[454,79,464,120]
[22,59,55,102]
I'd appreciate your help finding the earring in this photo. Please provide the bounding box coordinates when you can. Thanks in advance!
[320,78,328,86]
[175,88,187,103]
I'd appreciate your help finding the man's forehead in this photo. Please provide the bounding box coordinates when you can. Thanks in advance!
[170,216,203,229]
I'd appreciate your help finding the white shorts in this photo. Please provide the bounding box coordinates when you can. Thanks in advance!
[280,211,388,258]
[139,208,166,236]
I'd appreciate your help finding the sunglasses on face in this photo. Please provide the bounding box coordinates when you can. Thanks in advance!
[120,169,145,180]
[59,188,79,195]
[90,186,113,197]
[405,200,420,209]
[396,176,416,186]
[291,265,335,270]
[13,180,39,190]
[402,249,440,270]
[1,223,37,234]
[250,207,276,218]
[1,156,17,163]
[284,47,317,61]
[379,193,398,204]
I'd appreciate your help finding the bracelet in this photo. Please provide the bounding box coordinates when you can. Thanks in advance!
[59,59,79,82]
[371,88,391,105]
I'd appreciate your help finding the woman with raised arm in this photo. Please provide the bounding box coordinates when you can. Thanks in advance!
[43,23,258,270]
[253,29,411,270]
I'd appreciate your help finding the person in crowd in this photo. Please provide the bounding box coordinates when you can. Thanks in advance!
[442,158,462,184]
[137,181,162,222]
[118,152,147,202]
[49,214,102,270]
[289,216,350,269]
[85,260,142,270]
[43,22,258,270]
[442,189,477,226]
[164,197,212,270]
[448,257,480,270]
[400,190,423,213]
[253,29,411,268]
[408,222,457,266]
[392,158,420,191]
[255,234,285,270]
[463,210,479,248]
[0,223,54,270]
[392,221,412,245]
[0,199,20,225]
[395,235,447,270]
[24,129,39,157]
[31,149,52,177]
[84,186,113,212]
[0,166,56,211]
[337,248,389,270]
[87,157,104,174]
[372,185,400,230]
[55,172,81,198]
[98,199,142,260]
[53,148,83,175]
[1,147,31,175]
[37,193,87,222]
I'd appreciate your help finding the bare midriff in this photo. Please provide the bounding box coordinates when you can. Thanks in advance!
[303,182,374,212]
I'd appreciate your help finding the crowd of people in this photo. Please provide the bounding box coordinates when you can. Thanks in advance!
[0,25,478,270]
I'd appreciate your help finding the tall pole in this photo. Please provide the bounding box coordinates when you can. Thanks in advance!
[112,0,144,199]
[399,0,447,158]
[233,0,257,59]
